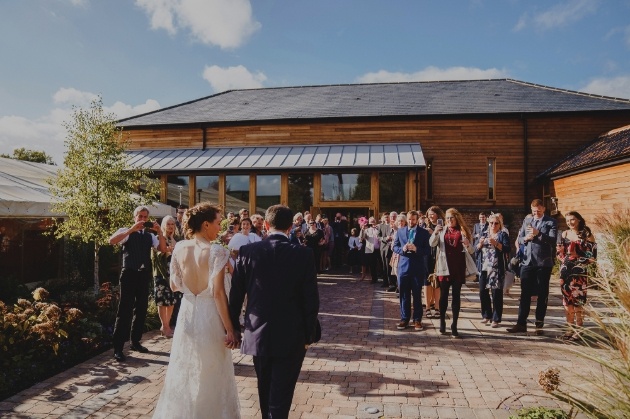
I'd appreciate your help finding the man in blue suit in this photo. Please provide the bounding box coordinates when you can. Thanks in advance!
[393,210,431,331]
[507,199,557,334]
[230,205,320,419]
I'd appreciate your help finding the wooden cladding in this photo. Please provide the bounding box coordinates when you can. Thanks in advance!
[551,162,630,231]
[123,114,630,210]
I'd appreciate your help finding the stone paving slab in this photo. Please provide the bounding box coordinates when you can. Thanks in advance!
[1,271,596,418]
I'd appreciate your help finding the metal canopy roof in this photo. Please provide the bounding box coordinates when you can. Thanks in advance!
[126,143,425,171]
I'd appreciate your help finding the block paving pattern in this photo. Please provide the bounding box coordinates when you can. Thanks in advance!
[0,272,597,418]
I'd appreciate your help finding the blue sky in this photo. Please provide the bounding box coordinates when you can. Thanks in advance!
[1,0,630,164]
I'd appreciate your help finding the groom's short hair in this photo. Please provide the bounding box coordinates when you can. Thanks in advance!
[266,205,293,231]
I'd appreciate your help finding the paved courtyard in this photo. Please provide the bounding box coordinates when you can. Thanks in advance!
[0,271,594,418]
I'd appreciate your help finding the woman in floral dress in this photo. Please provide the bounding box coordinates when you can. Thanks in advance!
[556,211,596,341]
[152,215,179,338]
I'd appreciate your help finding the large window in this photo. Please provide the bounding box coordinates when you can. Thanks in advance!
[321,173,370,201]
[256,175,281,214]
[226,175,250,214]
[195,175,219,205]
[487,158,496,201]
[166,175,189,207]
[288,174,313,213]
[379,173,406,213]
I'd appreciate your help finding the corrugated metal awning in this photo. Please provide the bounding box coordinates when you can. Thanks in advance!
[127,143,425,171]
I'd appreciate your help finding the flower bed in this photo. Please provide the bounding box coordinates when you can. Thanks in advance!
[0,283,121,400]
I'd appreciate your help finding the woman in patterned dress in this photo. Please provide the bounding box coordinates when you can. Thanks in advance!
[477,214,511,328]
[556,211,596,341]
[152,215,179,338]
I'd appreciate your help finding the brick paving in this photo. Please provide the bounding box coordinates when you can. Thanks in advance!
[0,271,596,418]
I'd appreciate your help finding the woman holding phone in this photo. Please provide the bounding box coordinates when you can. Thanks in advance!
[477,214,510,327]
[556,211,596,341]
[424,206,445,318]
[430,208,474,338]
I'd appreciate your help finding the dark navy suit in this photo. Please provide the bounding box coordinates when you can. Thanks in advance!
[393,225,431,323]
[230,233,319,419]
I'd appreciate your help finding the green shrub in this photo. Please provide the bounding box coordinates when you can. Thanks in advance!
[509,407,569,419]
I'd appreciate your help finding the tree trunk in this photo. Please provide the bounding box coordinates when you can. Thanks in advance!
[94,242,100,295]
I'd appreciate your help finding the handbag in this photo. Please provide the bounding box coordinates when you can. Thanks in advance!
[464,249,479,281]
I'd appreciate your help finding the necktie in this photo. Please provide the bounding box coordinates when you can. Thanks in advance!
[408,228,415,243]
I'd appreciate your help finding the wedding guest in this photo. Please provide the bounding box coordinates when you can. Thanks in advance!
[220,211,235,233]
[360,216,381,283]
[377,213,393,289]
[228,218,261,258]
[347,228,362,274]
[151,215,179,338]
[389,214,407,291]
[332,212,349,268]
[175,205,188,239]
[472,212,489,283]
[507,199,557,335]
[393,210,431,331]
[477,214,511,328]
[290,212,304,244]
[109,206,167,362]
[424,206,445,318]
[321,217,334,271]
[250,213,265,238]
[304,219,325,274]
[430,208,474,338]
[556,211,596,341]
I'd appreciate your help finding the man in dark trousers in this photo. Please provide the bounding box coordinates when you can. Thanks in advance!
[230,205,320,419]
[507,199,557,335]
[109,206,166,362]
[393,210,431,331]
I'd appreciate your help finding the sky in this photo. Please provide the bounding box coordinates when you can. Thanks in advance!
[1,0,630,165]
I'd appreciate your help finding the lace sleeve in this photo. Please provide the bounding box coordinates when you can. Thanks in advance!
[170,243,184,291]
[210,244,230,284]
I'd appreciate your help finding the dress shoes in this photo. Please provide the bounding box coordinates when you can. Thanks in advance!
[113,351,126,362]
[387,286,397,292]
[396,321,409,330]
[535,321,544,335]
[506,324,527,333]
[130,342,149,353]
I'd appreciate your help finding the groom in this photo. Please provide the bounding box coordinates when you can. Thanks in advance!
[230,204,320,419]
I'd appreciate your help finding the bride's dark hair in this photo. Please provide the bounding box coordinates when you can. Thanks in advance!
[182,202,222,239]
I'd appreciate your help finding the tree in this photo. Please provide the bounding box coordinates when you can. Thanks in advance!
[48,97,159,294]
[1,148,56,165]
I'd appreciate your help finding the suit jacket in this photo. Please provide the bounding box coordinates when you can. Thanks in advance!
[392,225,431,278]
[517,215,558,268]
[229,234,320,357]
[473,222,488,271]
[377,223,392,254]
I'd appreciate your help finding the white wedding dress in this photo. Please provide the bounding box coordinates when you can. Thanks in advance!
[153,243,240,419]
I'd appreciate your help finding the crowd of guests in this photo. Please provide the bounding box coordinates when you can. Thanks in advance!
[108,198,597,362]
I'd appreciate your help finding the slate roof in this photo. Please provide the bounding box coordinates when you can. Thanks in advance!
[539,125,630,179]
[118,79,630,128]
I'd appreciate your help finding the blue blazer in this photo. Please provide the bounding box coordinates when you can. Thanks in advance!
[517,215,558,268]
[230,234,320,356]
[393,226,431,278]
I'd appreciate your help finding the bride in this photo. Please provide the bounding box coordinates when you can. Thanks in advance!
[153,203,240,419]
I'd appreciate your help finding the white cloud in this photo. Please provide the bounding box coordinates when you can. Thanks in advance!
[203,65,267,92]
[135,0,261,49]
[355,66,509,84]
[0,88,161,165]
[580,76,630,99]
[514,0,599,32]
[53,87,99,106]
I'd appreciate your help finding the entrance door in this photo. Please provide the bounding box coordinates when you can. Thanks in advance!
[323,207,371,233]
